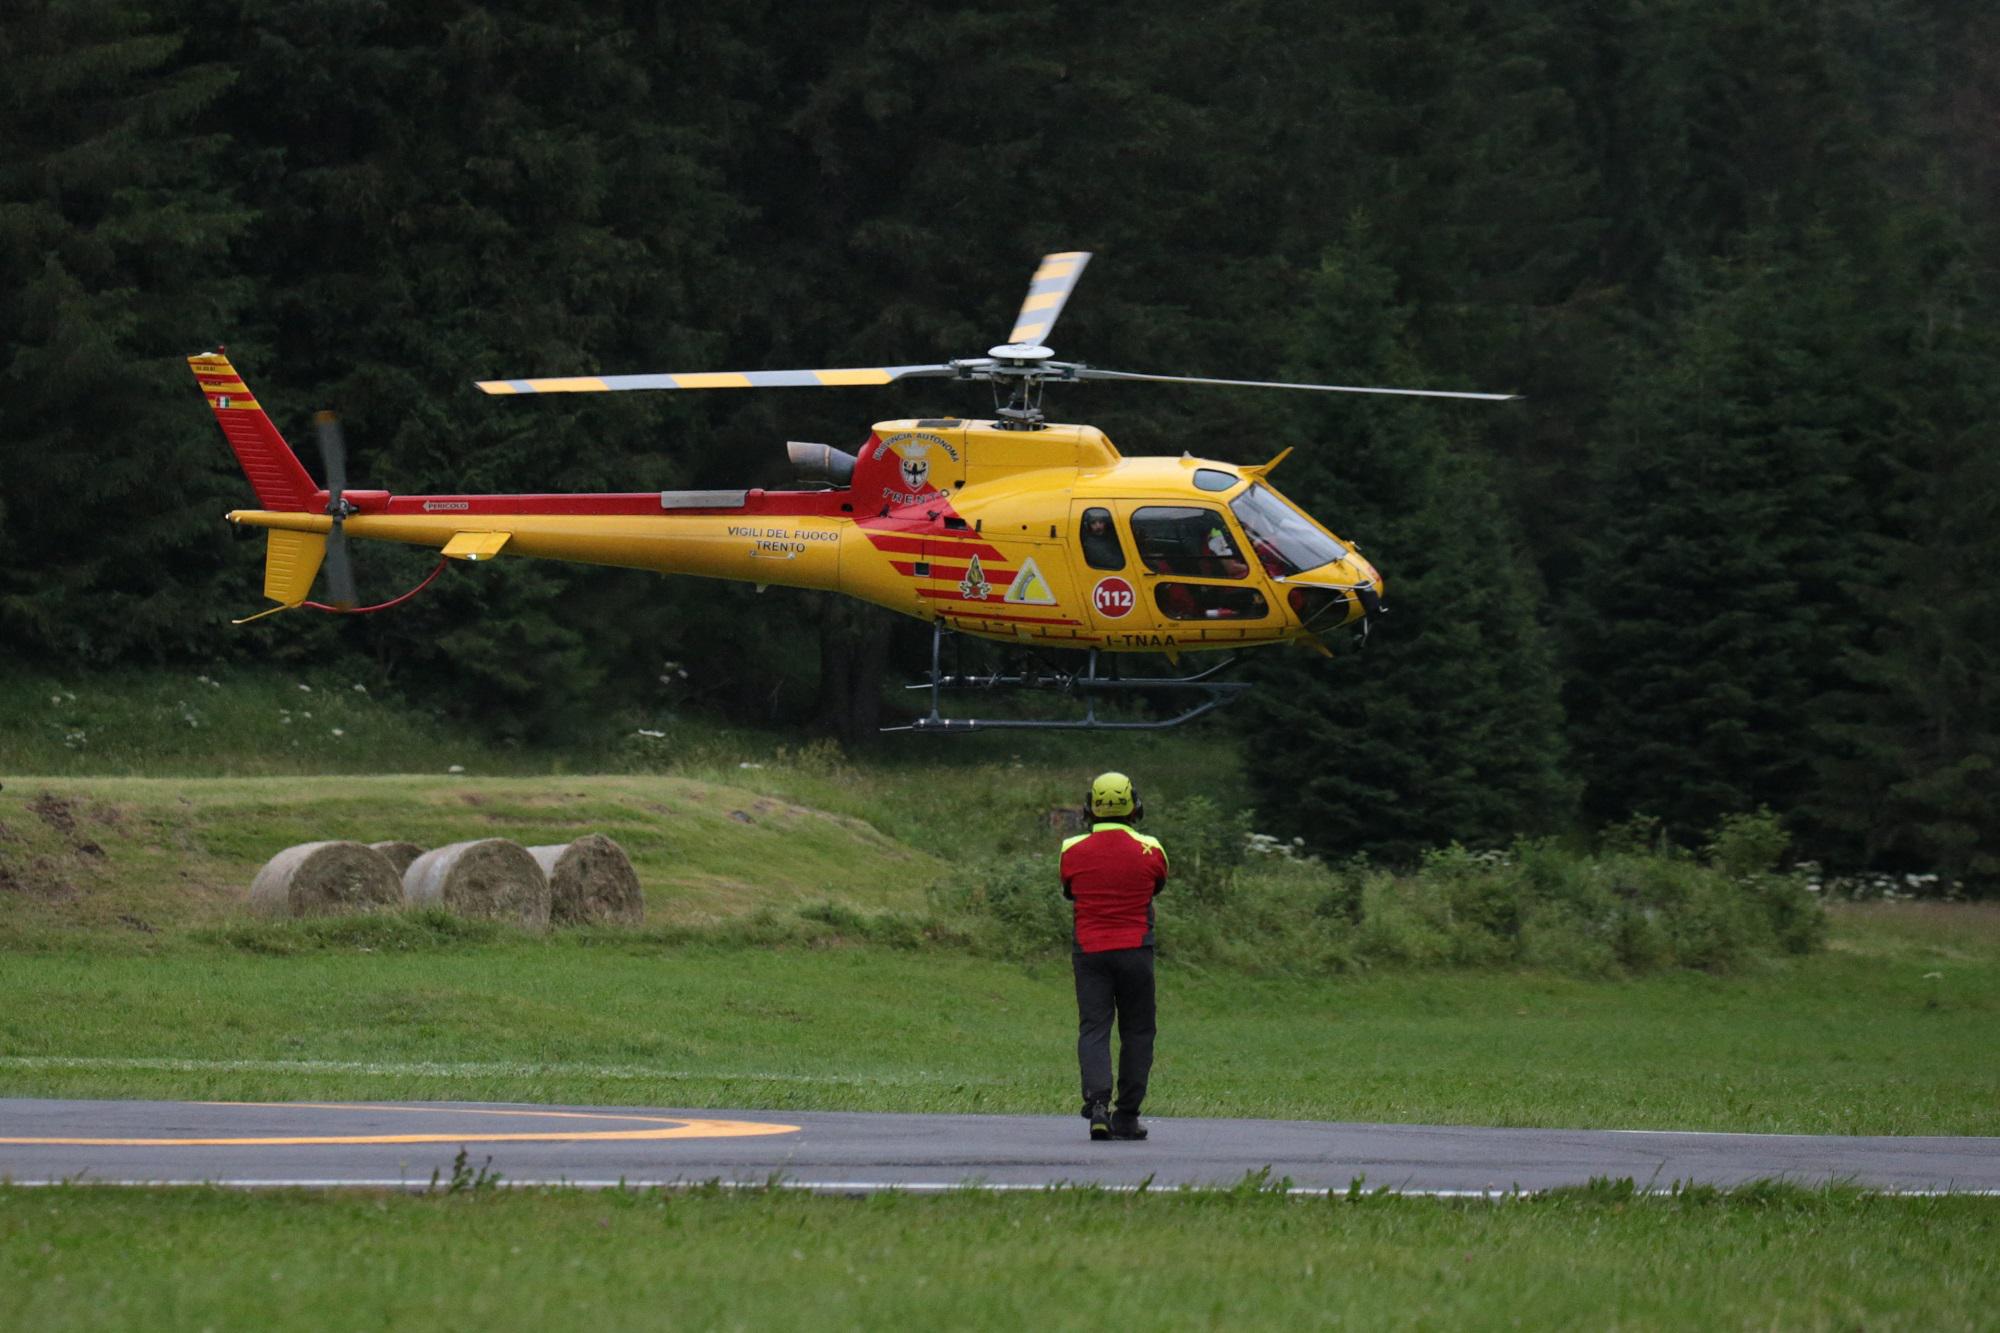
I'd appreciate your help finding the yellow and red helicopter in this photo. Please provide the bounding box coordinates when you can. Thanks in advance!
[196,252,1511,730]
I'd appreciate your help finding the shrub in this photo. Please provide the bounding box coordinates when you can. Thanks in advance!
[1313,854,1372,925]
[1518,904,1619,976]
[1146,795,1251,906]
[928,809,1827,978]
[1705,809,1789,878]
[931,853,1071,959]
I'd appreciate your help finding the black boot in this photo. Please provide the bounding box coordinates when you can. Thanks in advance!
[1083,1097,1111,1141]
[1109,1110,1147,1141]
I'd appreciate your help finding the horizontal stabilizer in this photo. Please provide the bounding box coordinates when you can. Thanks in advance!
[441,531,510,561]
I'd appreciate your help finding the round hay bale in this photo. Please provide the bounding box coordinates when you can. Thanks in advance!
[401,838,549,929]
[249,841,402,918]
[528,834,645,926]
[369,841,425,876]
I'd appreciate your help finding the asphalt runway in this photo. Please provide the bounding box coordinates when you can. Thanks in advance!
[3,1099,1996,1194]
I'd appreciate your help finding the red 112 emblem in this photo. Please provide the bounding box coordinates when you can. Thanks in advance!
[1092,576,1136,618]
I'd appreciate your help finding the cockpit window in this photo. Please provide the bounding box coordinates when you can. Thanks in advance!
[1229,483,1346,576]
[1193,468,1237,492]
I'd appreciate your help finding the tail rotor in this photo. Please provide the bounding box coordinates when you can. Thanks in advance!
[313,411,359,611]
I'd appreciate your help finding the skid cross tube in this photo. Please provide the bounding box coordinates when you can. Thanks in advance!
[884,627,1252,733]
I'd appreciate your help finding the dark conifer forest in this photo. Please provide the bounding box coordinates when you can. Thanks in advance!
[2,1,1994,886]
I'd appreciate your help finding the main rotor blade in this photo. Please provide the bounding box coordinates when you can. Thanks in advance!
[1005,251,1092,347]
[313,410,348,496]
[1075,368,1519,401]
[475,364,963,395]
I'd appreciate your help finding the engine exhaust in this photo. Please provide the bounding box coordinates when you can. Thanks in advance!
[787,440,857,487]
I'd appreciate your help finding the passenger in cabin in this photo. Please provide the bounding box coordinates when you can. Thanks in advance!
[1081,509,1125,570]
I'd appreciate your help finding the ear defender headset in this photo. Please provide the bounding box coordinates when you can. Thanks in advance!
[1088,771,1143,822]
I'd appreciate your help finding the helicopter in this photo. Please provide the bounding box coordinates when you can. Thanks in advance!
[195,252,1512,731]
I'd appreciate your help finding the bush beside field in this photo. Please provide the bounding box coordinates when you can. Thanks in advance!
[929,806,1825,976]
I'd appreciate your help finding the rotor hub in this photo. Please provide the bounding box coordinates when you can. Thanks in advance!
[987,343,1055,362]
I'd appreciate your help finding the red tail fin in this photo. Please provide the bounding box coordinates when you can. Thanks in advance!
[189,350,317,511]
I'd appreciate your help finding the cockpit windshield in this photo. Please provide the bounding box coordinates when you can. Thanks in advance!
[1229,483,1346,576]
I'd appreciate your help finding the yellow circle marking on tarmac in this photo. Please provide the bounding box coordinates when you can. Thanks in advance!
[0,1102,800,1147]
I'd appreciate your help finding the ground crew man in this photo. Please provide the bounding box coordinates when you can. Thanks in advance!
[1060,771,1168,1141]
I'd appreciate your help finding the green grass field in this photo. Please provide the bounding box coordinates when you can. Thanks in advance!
[1,760,1997,1130]
[5,1184,1996,1331]
[1,893,1995,1132]
[4,676,1997,1329]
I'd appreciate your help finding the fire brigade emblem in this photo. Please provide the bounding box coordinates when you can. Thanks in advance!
[959,553,991,601]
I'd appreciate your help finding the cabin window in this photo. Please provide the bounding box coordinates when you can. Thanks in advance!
[1155,584,1269,621]
[1129,506,1249,579]
[1079,507,1125,570]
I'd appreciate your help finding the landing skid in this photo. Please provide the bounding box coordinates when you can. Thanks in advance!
[884,625,1252,733]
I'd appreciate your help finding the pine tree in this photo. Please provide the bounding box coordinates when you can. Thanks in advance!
[1803,215,2000,888]
[1565,229,1875,838]
[0,2,252,661]
[1244,232,1573,862]
[174,0,754,737]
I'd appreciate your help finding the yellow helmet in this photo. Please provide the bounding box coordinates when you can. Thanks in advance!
[1088,771,1141,821]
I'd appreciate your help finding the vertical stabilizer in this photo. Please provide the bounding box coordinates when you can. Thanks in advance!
[189,350,317,511]
[263,529,327,606]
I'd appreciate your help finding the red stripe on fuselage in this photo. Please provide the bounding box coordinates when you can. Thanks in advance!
[864,532,1009,562]
[936,607,1084,626]
[892,560,1017,581]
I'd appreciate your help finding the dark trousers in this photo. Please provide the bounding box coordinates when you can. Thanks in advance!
[1072,945,1156,1113]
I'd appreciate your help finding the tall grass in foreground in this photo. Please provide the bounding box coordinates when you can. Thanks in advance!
[3,1184,1995,1332]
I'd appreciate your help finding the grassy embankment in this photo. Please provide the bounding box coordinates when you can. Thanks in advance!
[5,668,1999,1328]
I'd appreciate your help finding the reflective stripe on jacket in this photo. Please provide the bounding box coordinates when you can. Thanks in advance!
[1060,821,1169,953]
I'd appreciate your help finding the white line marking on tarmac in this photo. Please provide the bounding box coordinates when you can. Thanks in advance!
[1590,1126,2000,1141]
[3,1179,1995,1198]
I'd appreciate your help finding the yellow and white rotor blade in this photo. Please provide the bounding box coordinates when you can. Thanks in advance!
[1003,251,1092,348]
[476,364,960,396]
[1075,367,1518,401]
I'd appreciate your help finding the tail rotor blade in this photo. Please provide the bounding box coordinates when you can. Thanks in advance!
[314,411,349,498]
[314,411,356,610]
[322,524,358,611]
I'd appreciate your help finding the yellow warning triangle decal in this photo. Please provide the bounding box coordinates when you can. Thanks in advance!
[1005,556,1057,605]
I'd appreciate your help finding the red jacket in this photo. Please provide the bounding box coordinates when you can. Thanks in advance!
[1060,821,1169,952]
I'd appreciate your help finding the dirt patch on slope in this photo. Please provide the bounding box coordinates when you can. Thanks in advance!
[28,792,79,836]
